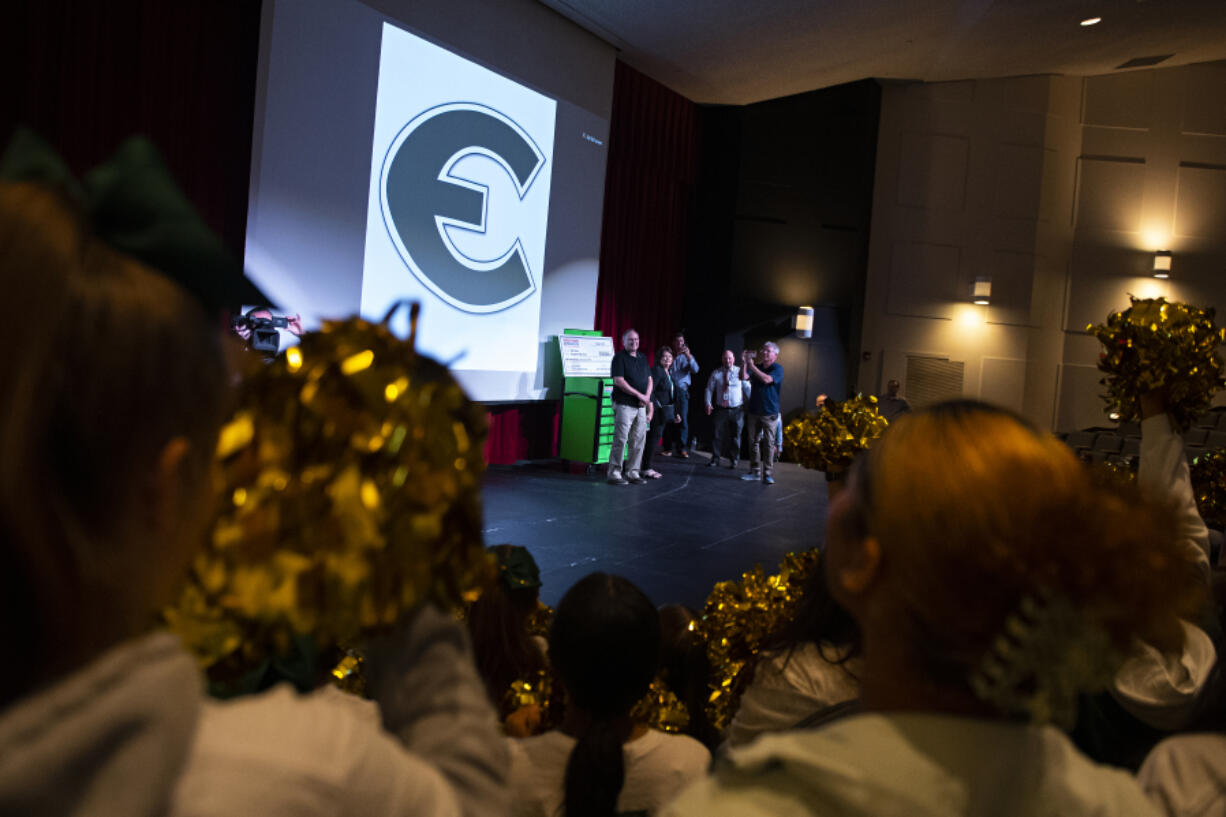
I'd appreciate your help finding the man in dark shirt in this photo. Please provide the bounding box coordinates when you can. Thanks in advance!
[608,328,653,485]
[741,341,784,485]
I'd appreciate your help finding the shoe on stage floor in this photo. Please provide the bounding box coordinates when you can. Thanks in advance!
[707,456,719,467]
[660,450,673,457]
[677,450,689,458]
[607,474,628,485]
[728,460,737,469]
[628,474,647,484]
[763,474,775,485]
[740,472,760,482]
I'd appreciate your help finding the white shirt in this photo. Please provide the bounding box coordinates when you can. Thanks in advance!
[509,728,709,817]
[1138,413,1210,583]
[705,366,751,410]
[726,643,861,748]
[174,685,460,817]
[1138,733,1226,817]
[666,712,1162,817]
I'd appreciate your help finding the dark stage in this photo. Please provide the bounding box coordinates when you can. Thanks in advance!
[481,454,831,610]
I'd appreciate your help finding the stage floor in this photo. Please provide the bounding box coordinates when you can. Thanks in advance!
[481,452,831,610]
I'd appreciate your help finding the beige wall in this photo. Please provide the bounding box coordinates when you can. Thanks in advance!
[859,61,1226,431]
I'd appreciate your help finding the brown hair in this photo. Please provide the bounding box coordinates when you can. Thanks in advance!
[846,400,1200,695]
[0,182,228,703]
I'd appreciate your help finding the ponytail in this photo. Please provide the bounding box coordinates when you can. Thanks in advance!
[563,717,629,817]
[551,574,660,817]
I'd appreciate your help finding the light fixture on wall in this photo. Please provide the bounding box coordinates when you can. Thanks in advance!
[1080,16,1102,26]
[794,305,814,339]
[1153,250,1172,279]
[972,276,992,306]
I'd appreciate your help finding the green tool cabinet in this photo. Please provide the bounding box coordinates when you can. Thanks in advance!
[557,330,616,470]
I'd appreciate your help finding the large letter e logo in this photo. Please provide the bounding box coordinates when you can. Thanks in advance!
[380,102,546,313]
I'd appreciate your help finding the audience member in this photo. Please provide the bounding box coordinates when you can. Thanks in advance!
[667,400,1202,817]
[877,379,910,422]
[663,332,699,458]
[468,545,551,735]
[725,553,862,748]
[508,574,709,817]
[608,329,652,486]
[657,605,720,752]
[642,347,680,480]
[741,343,784,486]
[704,350,750,469]
[0,182,506,817]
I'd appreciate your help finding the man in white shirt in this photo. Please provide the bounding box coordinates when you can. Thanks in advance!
[705,350,751,469]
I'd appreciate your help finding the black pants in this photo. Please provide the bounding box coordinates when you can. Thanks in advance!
[711,405,744,461]
[642,410,670,471]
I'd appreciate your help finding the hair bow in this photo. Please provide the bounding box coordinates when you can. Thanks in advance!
[0,127,271,315]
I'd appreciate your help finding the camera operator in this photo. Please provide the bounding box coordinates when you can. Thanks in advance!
[232,307,302,357]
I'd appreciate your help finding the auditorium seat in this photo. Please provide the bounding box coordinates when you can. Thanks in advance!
[1092,433,1123,455]
[1066,431,1095,456]
[1183,428,1210,448]
[1195,413,1219,429]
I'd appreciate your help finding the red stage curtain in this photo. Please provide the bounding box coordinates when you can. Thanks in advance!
[484,61,699,465]
[594,61,699,355]
[3,1,260,256]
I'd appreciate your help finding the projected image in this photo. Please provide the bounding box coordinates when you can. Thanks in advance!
[362,22,557,375]
[243,0,610,402]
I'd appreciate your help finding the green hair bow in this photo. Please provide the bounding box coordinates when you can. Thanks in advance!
[0,127,270,315]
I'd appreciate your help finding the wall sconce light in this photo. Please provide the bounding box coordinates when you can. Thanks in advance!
[794,305,814,339]
[1153,250,1172,279]
[972,276,992,306]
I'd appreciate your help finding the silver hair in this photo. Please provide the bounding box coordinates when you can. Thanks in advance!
[622,328,639,344]
[762,341,780,355]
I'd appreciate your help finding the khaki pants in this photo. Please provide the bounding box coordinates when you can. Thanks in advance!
[747,413,780,476]
[609,403,647,479]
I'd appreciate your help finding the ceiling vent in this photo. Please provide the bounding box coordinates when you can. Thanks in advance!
[1116,54,1174,69]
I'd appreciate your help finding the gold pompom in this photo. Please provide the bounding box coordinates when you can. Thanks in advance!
[701,549,819,731]
[1192,448,1226,530]
[166,312,490,686]
[632,677,690,733]
[1088,296,1226,428]
[784,394,889,473]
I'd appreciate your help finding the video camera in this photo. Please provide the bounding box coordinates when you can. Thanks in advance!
[232,311,290,354]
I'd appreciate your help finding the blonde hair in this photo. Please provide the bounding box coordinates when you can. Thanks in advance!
[847,401,1199,697]
[0,182,228,702]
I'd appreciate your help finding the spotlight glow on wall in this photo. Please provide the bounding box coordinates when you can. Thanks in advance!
[972,276,992,306]
[794,305,814,339]
[1153,250,1172,279]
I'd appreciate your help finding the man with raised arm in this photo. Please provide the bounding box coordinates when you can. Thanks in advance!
[741,342,784,486]
[666,332,700,457]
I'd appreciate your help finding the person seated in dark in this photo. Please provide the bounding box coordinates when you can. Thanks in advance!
[508,573,709,817]
[657,604,720,752]
[467,545,552,736]
[876,379,910,422]
[725,552,862,748]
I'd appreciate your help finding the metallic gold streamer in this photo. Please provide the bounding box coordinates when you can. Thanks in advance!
[1192,448,1226,530]
[700,549,819,731]
[1088,296,1226,428]
[166,314,490,684]
[784,394,888,473]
